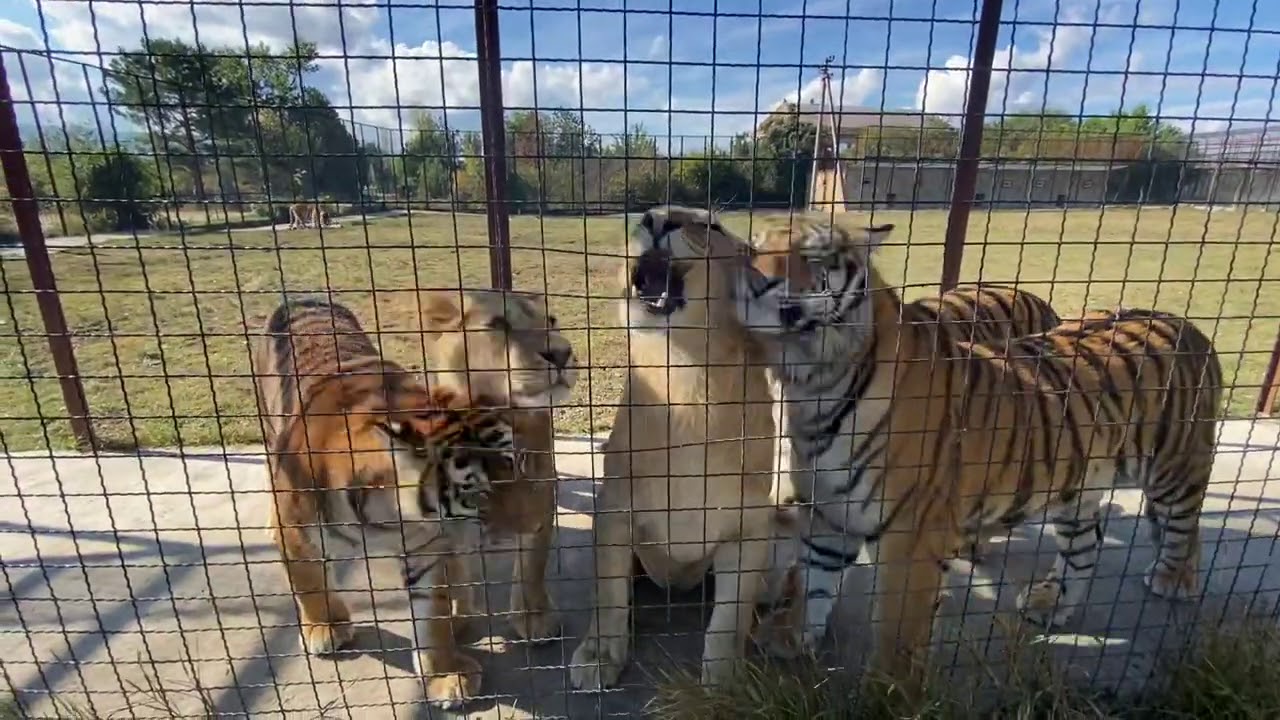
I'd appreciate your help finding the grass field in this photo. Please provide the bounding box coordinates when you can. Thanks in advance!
[1,206,1277,452]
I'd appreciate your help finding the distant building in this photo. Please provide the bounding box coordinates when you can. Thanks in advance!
[777,103,1280,211]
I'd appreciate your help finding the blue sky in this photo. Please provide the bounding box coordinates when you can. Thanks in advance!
[1,0,1278,148]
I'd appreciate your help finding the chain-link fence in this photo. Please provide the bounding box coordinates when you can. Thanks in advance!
[2,0,1280,717]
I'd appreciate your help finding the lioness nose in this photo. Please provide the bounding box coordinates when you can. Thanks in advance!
[539,348,571,369]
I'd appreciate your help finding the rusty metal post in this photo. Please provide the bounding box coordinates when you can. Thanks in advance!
[939,0,1004,292]
[1255,327,1280,416]
[474,0,513,290]
[0,54,94,449]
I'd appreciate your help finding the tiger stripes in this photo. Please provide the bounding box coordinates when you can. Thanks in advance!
[732,218,1222,687]
[252,295,517,709]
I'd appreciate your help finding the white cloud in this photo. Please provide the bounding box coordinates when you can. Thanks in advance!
[5,3,638,136]
[37,0,382,56]
[646,35,667,60]
[336,40,634,129]
[784,69,884,111]
[915,20,1089,121]
[0,17,39,46]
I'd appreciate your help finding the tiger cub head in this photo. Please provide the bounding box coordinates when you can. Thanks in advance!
[377,385,518,523]
[734,216,895,360]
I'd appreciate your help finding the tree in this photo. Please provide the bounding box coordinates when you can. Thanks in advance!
[84,150,158,230]
[503,110,604,211]
[402,112,459,200]
[104,38,243,200]
[672,151,750,206]
[751,102,819,206]
[105,38,363,203]
[854,118,959,160]
[1080,104,1188,157]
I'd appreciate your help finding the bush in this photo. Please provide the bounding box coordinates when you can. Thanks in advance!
[83,152,158,231]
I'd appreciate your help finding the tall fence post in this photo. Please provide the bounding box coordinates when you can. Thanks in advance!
[939,0,1004,293]
[0,53,94,450]
[474,0,513,290]
[1256,327,1280,416]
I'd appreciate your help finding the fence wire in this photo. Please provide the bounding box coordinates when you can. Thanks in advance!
[2,0,1280,718]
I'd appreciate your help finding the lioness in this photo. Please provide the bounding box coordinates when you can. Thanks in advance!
[287,201,332,230]
[418,289,579,644]
[569,206,777,689]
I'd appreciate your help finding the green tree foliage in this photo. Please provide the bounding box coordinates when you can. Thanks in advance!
[853,118,959,161]
[83,150,159,230]
[505,110,603,212]
[403,112,460,200]
[737,102,820,206]
[672,151,752,206]
[104,38,362,203]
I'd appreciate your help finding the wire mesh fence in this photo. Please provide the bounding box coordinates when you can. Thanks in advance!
[2,0,1280,717]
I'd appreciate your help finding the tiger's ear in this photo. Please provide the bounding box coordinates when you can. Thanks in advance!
[419,290,463,331]
[863,224,894,255]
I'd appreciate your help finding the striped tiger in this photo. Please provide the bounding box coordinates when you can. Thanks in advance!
[252,295,523,710]
[915,283,1062,560]
[914,283,1061,348]
[732,218,1222,686]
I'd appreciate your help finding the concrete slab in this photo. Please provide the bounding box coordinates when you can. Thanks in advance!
[2,419,1279,718]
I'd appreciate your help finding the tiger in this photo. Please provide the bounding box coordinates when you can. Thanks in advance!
[287,201,332,230]
[252,295,531,709]
[913,283,1062,560]
[914,283,1061,348]
[731,217,1222,688]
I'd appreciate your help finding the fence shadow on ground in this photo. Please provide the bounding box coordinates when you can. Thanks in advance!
[2,428,1279,718]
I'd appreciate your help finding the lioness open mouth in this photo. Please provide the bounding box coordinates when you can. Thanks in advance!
[631,249,686,317]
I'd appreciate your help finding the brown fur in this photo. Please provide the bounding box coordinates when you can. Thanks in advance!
[417,289,580,643]
[569,206,778,690]
[252,296,534,709]
[914,284,1061,347]
[737,219,1222,690]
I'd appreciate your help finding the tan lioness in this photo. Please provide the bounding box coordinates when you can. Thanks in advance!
[569,205,777,689]
[417,289,580,644]
[287,201,331,229]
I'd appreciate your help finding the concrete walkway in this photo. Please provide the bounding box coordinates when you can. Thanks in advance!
[0,210,410,259]
[2,419,1279,718]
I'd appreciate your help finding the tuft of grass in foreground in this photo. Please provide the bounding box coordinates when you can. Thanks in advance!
[650,614,1280,720]
[1138,613,1280,720]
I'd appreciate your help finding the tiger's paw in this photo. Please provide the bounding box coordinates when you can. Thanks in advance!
[418,651,482,710]
[753,605,813,660]
[1016,578,1075,628]
[1144,562,1198,600]
[300,620,355,656]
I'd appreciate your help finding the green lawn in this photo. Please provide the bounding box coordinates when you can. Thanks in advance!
[1,206,1277,452]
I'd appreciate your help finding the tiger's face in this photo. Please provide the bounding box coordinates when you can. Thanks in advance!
[734,219,895,354]
[377,397,518,522]
[622,205,753,332]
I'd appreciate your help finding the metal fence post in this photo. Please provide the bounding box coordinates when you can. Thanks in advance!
[939,0,1004,293]
[1256,327,1280,416]
[0,53,94,450]
[474,0,513,290]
